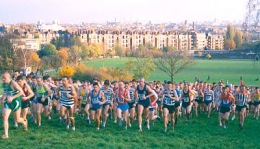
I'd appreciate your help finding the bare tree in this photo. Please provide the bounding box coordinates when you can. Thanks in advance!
[154,51,194,82]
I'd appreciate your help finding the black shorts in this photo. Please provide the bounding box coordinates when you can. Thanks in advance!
[253,101,260,107]
[138,99,150,109]
[182,102,190,108]
[220,106,231,114]
[128,102,135,109]
[204,100,212,106]
[175,101,180,108]
[156,100,162,106]
[81,103,86,108]
[195,98,203,104]
[37,97,49,106]
[163,104,175,114]
[103,103,111,108]
[22,100,30,109]
[236,105,246,112]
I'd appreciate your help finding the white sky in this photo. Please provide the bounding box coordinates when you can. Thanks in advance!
[0,0,248,24]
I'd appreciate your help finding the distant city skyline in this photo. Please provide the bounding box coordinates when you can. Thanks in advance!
[0,0,247,24]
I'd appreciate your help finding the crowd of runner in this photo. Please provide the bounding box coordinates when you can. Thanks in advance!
[1,71,259,139]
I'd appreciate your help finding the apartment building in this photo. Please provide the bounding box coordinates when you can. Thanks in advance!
[11,38,41,51]
[207,34,224,50]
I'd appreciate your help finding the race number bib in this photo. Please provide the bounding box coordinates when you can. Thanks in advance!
[223,100,229,104]
[184,97,189,102]
[61,91,68,99]
[105,94,111,102]
[92,98,99,104]
[118,97,124,103]
[139,94,145,100]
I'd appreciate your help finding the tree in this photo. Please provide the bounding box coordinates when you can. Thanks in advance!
[225,24,236,50]
[154,51,194,82]
[58,66,75,77]
[234,30,243,48]
[87,44,102,58]
[0,34,18,71]
[114,43,126,57]
[69,45,82,65]
[29,52,41,70]
[224,39,236,50]
[57,47,69,66]
[226,24,235,40]
[14,48,31,68]
[125,57,156,79]
[206,54,212,59]
[39,44,57,57]
[198,51,203,58]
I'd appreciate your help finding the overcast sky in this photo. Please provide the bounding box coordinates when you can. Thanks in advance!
[0,0,248,24]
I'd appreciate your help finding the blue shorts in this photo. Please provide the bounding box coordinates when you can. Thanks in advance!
[204,100,212,106]
[91,104,102,111]
[138,99,150,109]
[117,104,129,112]
[32,99,38,104]
[149,106,156,111]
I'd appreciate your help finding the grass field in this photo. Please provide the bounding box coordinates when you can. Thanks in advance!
[0,110,259,148]
[0,58,259,148]
[85,58,260,86]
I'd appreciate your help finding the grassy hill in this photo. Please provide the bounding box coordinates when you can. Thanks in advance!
[86,58,260,86]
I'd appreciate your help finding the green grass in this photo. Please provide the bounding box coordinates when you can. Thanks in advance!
[85,58,260,86]
[0,58,259,148]
[0,110,259,148]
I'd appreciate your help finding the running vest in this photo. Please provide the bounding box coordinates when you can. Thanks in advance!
[117,89,127,104]
[60,85,74,106]
[204,90,213,101]
[196,90,203,100]
[163,89,175,106]
[22,83,29,97]
[91,89,102,105]
[183,90,190,103]
[3,80,19,98]
[137,84,149,101]
[101,87,113,104]
[221,92,231,107]
[80,88,88,104]
[129,87,135,103]
[36,85,48,98]
[236,93,247,106]
[252,93,260,102]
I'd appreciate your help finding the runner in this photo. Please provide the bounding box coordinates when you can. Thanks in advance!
[181,83,195,121]
[89,82,106,130]
[30,76,38,124]
[35,76,52,127]
[112,81,119,123]
[219,86,235,129]
[16,75,34,128]
[136,78,155,132]
[204,85,214,118]
[194,84,204,117]
[101,80,114,128]
[58,76,77,130]
[148,82,158,128]
[126,81,137,127]
[1,72,27,139]
[234,85,248,129]
[174,83,181,125]
[116,81,130,129]
[252,87,260,120]
[161,81,179,133]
